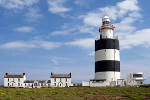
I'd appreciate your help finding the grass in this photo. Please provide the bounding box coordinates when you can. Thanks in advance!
[0,87,150,100]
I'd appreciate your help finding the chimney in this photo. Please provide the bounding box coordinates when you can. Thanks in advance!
[5,73,8,75]
[23,73,25,75]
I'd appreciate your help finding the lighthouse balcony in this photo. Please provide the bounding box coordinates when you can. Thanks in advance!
[99,24,115,32]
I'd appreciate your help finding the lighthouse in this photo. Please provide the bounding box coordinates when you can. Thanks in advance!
[90,16,120,87]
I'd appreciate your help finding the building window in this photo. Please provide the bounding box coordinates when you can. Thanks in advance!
[8,78,9,82]
[54,78,56,82]
[60,78,62,82]
[103,21,109,25]
[18,83,20,86]
[13,78,14,81]
[133,74,143,78]
[66,83,68,87]
[25,84,26,86]
[18,78,20,82]
[41,83,43,87]
[34,83,38,86]
[8,83,9,86]
[54,83,56,86]
[66,78,67,82]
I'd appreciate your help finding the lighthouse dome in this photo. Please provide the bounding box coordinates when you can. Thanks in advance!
[102,16,110,21]
[104,16,109,19]
[102,16,110,25]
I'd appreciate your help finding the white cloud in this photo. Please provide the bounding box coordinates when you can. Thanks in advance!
[37,41,62,50]
[0,38,95,50]
[51,30,69,35]
[79,0,140,27]
[114,17,137,34]
[14,26,33,32]
[117,0,140,11]
[0,40,62,50]
[25,7,43,22]
[0,0,39,9]
[0,41,36,49]
[79,12,102,27]
[129,12,141,18]
[120,29,150,49]
[48,0,71,14]
[115,0,140,18]
[50,56,71,65]
[65,38,95,49]
[51,27,76,35]
[99,6,118,21]
[50,23,97,36]
[74,0,89,6]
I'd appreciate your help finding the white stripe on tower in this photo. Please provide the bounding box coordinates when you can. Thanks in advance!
[95,49,120,62]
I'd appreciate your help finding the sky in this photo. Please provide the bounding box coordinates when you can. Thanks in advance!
[0,0,150,84]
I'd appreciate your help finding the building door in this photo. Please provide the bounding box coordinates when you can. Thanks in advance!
[58,82,63,87]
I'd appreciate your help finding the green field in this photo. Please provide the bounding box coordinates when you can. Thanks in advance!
[0,87,150,100]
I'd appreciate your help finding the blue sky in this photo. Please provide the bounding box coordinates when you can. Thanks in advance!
[0,0,150,84]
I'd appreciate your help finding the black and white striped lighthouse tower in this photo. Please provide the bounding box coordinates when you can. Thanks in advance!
[94,16,120,86]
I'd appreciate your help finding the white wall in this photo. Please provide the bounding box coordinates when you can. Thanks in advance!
[24,83,33,88]
[101,29,114,39]
[90,81,108,87]
[4,76,26,88]
[51,78,72,87]
[94,72,120,86]
[126,73,145,86]
[82,81,89,86]
[95,49,120,62]
[24,81,48,88]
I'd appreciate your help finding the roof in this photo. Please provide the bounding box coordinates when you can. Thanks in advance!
[4,74,24,78]
[38,80,47,83]
[50,73,71,78]
[24,80,34,83]
[24,80,47,83]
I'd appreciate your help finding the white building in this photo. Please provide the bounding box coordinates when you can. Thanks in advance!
[126,72,145,86]
[50,72,72,87]
[24,80,47,88]
[82,81,90,86]
[24,80,34,88]
[4,73,26,88]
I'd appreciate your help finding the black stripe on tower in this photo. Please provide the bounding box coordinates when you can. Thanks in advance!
[95,39,119,51]
[95,60,120,72]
